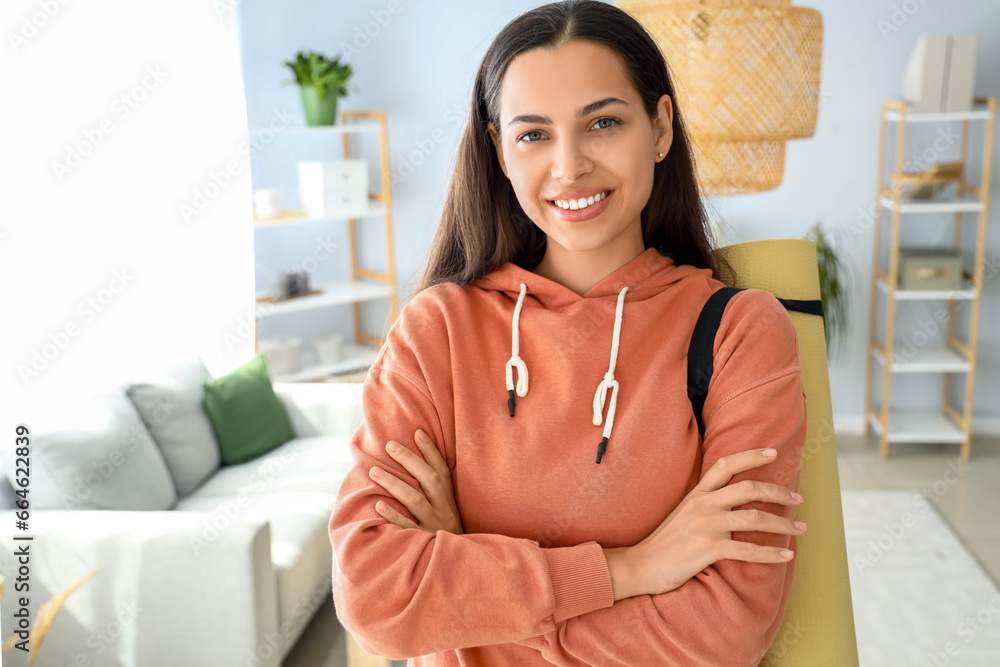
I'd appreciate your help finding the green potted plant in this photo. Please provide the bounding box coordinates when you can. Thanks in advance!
[805,221,849,364]
[283,50,355,126]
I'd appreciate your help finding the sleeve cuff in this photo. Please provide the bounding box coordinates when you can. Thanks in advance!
[543,541,615,623]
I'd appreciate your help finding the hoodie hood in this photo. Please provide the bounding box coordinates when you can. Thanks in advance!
[471,245,714,464]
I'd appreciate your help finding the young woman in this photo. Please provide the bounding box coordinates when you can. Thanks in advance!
[329,2,808,665]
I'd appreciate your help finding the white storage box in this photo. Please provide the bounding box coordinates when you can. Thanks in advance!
[297,159,370,218]
[903,35,977,113]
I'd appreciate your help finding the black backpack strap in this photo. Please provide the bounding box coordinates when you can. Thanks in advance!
[776,297,825,318]
[688,287,745,440]
[687,289,826,440]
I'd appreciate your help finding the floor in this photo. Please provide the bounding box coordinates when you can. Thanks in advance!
[284,431,1000,667]
[836,432,1000,585]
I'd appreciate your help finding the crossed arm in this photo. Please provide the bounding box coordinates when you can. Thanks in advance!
[366,368,807,666]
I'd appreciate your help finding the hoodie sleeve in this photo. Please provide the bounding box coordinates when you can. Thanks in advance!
[511,290,808,666]
[329,287,615,661]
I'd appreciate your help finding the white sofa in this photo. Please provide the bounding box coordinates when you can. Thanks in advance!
[0,370,364,667]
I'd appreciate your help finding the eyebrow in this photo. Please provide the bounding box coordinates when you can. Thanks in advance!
[506,97,630,128]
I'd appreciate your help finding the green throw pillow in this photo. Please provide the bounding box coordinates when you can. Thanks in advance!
[202,353,295,465]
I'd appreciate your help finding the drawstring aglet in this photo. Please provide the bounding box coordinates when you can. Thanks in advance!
[508,389,516,417]
[596,436,609,464]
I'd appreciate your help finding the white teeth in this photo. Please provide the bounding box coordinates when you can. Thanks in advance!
[553,190,609,210]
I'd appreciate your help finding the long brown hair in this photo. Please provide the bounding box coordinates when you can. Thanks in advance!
[415,0,734,293]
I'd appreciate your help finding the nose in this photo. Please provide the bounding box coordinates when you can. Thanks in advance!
[550,137,593,182]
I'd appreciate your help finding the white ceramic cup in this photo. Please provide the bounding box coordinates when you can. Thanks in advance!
[253,188,281,218]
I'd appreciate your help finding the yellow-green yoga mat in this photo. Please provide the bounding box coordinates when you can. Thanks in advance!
[716,239,859,666]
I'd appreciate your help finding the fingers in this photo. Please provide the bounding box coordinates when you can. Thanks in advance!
[374,499,421,531]
[697,448,782,493]
[722,507,808,537]
[412,429,453,483]
[368,431,447,525]
[368,464,432,520]
[383,437,448,501]
[720,538,797,564]
[716,479,805,511]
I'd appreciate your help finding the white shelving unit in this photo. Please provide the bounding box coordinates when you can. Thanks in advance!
[864,98,996,462]
[251,110,398,382]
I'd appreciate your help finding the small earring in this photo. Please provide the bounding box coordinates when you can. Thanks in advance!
[658,153,664,158]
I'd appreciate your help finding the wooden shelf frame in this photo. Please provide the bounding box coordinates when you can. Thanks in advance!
[863,97,996,462]
[252,110,399,380]
[341,110,400,353]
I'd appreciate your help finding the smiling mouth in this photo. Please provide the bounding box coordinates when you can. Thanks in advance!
[548,189,613,211]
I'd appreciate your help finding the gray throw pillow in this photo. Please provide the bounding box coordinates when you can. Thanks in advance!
[12,389,177,510]
[0,474,18,510]
[124,358,221,496]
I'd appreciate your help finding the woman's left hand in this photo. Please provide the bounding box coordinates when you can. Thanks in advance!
[369,428,464,535]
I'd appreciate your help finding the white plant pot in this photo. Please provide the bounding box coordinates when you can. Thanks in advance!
[258,336,302,375]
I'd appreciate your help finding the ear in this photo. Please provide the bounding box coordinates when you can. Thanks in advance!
[654,94,674,160]
[486,121,508,176]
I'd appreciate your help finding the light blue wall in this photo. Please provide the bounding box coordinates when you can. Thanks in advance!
[238,0,1000,430]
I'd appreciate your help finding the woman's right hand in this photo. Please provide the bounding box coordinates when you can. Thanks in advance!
[605,447,806,601]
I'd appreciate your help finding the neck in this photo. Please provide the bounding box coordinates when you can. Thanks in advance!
[532,229,645,297]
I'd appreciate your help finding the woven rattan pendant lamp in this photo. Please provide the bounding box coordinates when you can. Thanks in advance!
[616,0,823,196]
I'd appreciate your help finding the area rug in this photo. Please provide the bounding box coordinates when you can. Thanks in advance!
[841,490,1000,666]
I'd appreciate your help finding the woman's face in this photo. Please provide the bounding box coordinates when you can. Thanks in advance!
[487,40,673,255]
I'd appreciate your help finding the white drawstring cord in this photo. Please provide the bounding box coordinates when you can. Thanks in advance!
[505,283,529,416]
[593,286,628,462]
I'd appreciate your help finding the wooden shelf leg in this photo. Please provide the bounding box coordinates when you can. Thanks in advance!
[958,99,995,462]
[339,110,399,369]
[878,205,903,461]
[865,102,889,441]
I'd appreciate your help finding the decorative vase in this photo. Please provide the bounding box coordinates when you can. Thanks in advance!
[300,86,339,126]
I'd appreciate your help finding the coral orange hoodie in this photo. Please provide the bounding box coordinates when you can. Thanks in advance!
[329,245,807,666]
